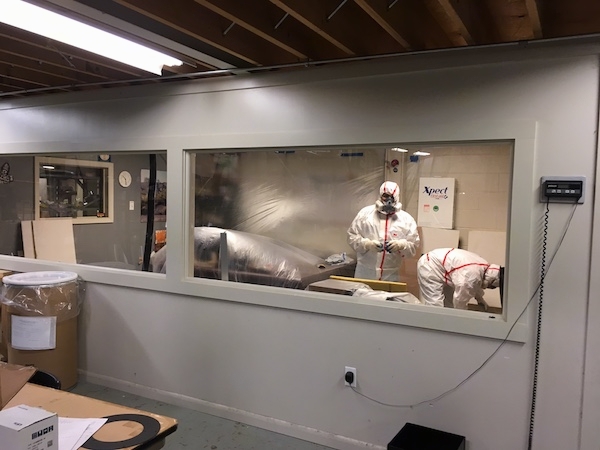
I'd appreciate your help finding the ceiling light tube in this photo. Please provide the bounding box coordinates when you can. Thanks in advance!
[412,151,431,156]
[3,0,183,75]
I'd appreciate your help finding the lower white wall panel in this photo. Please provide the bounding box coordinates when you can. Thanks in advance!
[79,283,532,449]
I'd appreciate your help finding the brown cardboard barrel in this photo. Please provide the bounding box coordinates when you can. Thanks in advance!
[1,271,79,390]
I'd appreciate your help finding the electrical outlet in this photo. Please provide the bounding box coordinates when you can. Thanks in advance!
[344,366,357,387]
[129,200,135,210]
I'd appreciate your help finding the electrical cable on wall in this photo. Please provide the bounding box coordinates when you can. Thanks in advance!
[527,201,549,450]
[349,203,578,412]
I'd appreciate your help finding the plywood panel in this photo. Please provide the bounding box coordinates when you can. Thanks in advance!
[21,221,35,259]
[467,230,506,265]
[31,219,77,264]
[419,226,460,253]
[467,230,506,309]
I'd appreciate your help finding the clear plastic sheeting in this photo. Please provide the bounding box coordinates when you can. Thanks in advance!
[151,227,356,289]
[193,150,385,260]
[1,271,81,322]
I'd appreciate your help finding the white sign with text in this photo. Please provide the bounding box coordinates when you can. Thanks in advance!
[417,177,455,229]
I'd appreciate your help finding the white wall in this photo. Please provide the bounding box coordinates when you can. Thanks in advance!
[0,44,598,449]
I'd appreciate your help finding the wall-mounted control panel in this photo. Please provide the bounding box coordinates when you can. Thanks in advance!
[540,176,585,204]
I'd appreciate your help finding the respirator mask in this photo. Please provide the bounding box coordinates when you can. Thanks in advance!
[377,194,397,215]
[376,181,401,215]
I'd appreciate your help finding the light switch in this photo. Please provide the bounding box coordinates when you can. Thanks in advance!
[129,201,135,210]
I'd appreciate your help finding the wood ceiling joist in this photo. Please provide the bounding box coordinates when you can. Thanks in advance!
[269,0,356,56]
[353,0,411,50]
[540,1,600,37]
[194,0,350,62]
[0,66,52,88]
[483,0,532,42]
[445,0,498,45]
[114,0,300,66]
[0,63,82,90]
[0,37,113,81]
[424,0,474,46]
[380,0,455,51]
[270,0,406,57]
[0,79,37,92]
[0,52,94,84]
[0,82,18,90]
[2,0,600,100]
[525,0,542,38]
[194,0,306,59]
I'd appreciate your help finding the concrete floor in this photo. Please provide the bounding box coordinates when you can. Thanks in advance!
[71,381,335,450]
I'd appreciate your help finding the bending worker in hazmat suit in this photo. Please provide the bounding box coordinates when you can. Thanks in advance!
[417,248,501,310]
[347,181,420,281]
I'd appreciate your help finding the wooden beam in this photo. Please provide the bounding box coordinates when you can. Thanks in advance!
[525,0,542,38]
[194,0,307,59]
[0,52,89,83]
[353,0,411,50]
[269,0,356,55]
[115,0,301,66]
[0,64,53,87]
[424,0,474,46]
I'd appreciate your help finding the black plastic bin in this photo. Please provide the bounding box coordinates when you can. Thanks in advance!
[388,423,465,450]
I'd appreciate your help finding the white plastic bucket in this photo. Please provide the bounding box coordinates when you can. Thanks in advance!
[2,271,78,287]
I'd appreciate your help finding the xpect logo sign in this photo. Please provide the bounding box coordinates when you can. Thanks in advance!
[422,186,449,200]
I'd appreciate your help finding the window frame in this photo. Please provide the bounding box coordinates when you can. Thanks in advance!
[0,120,536,343]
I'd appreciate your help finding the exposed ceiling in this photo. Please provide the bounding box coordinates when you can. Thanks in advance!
[2,0,600,100]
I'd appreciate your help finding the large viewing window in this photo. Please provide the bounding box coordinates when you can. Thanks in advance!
[0,132,532,340]
[168,141,512,315]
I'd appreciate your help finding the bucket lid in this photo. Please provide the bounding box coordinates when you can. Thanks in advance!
[2,271,78,286]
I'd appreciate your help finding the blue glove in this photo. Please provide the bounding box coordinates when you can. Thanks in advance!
[385,239,408,253]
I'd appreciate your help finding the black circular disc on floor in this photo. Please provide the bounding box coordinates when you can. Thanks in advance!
[81,413,161,450]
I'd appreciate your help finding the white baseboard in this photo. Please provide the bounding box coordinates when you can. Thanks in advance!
[79,371,385,450]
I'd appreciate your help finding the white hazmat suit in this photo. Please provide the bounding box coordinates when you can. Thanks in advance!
[417,248,501,309]
[347,181,420,281]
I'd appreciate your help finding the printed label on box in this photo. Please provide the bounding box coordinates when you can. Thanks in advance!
[11,316,57,350]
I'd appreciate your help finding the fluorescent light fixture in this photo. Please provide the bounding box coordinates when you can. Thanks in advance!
[391,147,408,152]
[412,151,431,156]
[42,165,55,169]
[3,0,183,75]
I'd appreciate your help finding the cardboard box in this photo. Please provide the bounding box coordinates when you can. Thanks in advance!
[0,362,36,409]
[0,404,57,450]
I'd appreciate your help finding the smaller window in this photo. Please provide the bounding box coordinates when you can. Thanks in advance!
[35,156,114,224]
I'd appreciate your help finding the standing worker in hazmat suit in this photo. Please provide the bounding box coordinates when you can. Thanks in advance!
[417,248,501,310]
[347,181,420,282]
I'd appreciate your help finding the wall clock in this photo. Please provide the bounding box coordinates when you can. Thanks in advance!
[118,170,132,188]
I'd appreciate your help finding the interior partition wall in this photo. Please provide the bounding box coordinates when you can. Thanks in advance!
[0,44,597,450]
